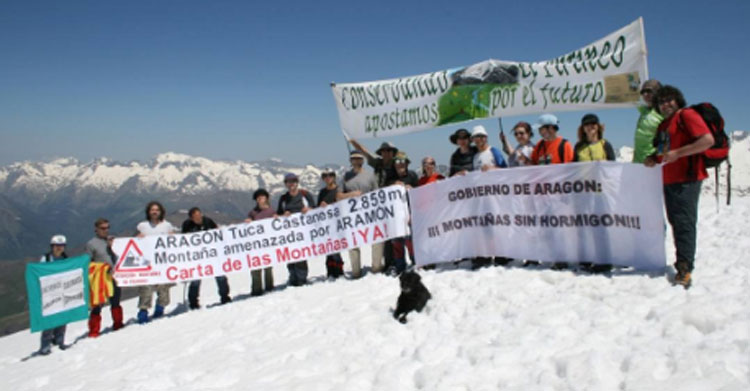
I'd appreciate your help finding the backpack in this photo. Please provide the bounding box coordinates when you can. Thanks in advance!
[681,103,733,205]
[682,103,729,168]
[537,138,570,165]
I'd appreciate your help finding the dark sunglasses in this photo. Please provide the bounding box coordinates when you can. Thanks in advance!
[640,88,653,95]
[423,161,436,166]
[321,173,335,179]
[97,226,110,230]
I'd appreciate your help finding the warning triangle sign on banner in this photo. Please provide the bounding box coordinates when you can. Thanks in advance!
[115,239,152,272]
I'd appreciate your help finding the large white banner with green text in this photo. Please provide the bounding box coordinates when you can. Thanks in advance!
[332,18,648,139]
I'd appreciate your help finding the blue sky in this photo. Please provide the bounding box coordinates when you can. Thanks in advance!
[1,0,748,167]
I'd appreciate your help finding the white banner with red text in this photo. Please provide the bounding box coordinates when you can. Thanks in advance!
[111,185,410,286]
[331,18,648,139]
[409,162,666,270]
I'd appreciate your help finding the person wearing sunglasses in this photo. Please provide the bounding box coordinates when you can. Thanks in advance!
[418,156,444,186]
[633,79,664,163]
[500,121,535,167]
[84,218,123,336]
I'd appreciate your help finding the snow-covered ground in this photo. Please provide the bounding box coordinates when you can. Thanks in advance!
[0,193,748,390]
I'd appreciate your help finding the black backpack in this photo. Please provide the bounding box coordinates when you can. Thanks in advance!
[681,103,733,205]
[682,103,729,168]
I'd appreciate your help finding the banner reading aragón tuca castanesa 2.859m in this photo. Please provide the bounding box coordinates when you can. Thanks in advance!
[331,18,648,139]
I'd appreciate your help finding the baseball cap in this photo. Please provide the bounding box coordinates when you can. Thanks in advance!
[532,113,559,130]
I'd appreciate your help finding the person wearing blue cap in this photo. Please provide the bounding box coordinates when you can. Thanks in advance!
[530,113,574,165]
[529,114,574,270]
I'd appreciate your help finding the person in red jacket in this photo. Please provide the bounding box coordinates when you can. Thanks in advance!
[645,85,714,288]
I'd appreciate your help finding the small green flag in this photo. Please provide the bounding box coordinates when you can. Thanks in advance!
[25,254,90,333]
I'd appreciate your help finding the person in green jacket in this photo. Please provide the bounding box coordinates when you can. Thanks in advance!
[632,79,664,163]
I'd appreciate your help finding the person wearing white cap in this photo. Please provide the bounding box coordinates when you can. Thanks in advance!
[37,235,69,355]
[469,125,508,269]
[337,150,384,278]
[471,125,507,172]
[530,113,574,165]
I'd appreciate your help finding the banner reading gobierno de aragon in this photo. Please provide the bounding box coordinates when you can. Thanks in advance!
[111,185,410,286]
[409,162,666,270]
[331,18,648,139]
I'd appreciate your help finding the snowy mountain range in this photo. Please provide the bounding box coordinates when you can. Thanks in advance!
[0,153,342,260]
[1,130,747,261]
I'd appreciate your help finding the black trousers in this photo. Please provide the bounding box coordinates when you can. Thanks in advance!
[188,276,230,304]
[91,280,121,315]
[664,181,702,272]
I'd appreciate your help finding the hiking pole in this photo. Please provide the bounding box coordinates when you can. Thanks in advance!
[715,167,720,213]
[726,152,732,206]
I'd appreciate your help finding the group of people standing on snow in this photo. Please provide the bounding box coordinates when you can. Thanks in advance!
[36,80,712,355]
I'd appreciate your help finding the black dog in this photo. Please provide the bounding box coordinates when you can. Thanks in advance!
[393,271,431,324]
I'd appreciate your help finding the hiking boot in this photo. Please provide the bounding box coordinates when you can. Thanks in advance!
[551,262,569,271]
[87,313,101,338]
[220,296,232,305]
[111,305,124,331]
[494,257,513,266]
[674,271,692,289]
[137,309,149,324]
[590,264,613,274]
[152,305,164,319]
[38,346,51,356]
[57,343,68,351]
[189,299,200,310]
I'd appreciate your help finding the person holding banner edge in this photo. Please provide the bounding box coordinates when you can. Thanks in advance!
[37,235,69,355]
[84,218,123,337]
[632,80,663,164]
[573,114,616,273]
[182,207,232,309]
[136,201,177,323]
[277,173,315,286]
[645,85,714,288]
[337,150,384,278]
[500,121,535,167]
[386,152,418,275]
[318,169,345,279]
[246,189,276,295]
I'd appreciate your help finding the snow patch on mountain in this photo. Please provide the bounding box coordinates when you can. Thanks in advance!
[0,153,339,196]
